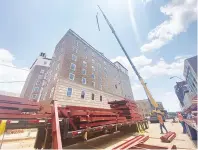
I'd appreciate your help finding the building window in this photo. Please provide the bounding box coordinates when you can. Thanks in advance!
[81,91,85,99]
[104,72,108,78]
[40,69,45,74]
[69,73,75,80]
[82,77,86,84]
[50,87,55,98]
[38,75,43,79]
[70,63,76,71]
[98,63,101,69]
[44,61,47,65]
[115,84,117,89]
[82,69,86,75]
[92,93,95,100]
[72,46,78,53]
[83,61,87,68]
[72,54,77,61]
[92,81,95,88]
[56,63,60,71]
[67,88,72,97]
[92,66,95,72]
[92,52,95,57]
[104,61,106,65]
[92,59,95,64]
[36,80,41,86]
[54,73,58,80]
[100,95,102,102]
[91,74,95,79]
[76,40,79,46]
[100,84,102,90]
[33,87,40,92]
[31,94,37,100]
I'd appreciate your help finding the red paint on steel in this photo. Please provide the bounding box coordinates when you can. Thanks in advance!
[121,136,149,149]
[160,132,176,143]
[0,109,21,114]
[80,119,127,128]
[168,133,176,143]
[134,143,177,149]
[0,114,51,119]
[112,136,142,150]
[66,105,120,112]
[0,95,40,106]
[59,108,77,131]
[51,101,62,150]
[0,103,40,110]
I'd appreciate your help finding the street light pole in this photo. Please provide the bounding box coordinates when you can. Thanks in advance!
[170,76,184,81]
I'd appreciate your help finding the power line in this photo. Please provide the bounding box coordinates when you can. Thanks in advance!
[0,64,29,71]
[0,81,25,83]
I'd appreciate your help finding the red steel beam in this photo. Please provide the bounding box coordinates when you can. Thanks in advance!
[80,119,127,128]
[133,143,177,149]
[0,102,40,111]
[0,95,40,106]
[51,101,62,150]
[0,109,21,114]
[66,105,120,112]
[0,114,51,119]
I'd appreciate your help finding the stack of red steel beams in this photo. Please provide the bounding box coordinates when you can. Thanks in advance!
[62,106,127,129]
[108,100,143,121]
[160,132,176,143]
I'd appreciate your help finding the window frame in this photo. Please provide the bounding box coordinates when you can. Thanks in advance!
[91,73,95,79]
[70,63,76,71]
[81,90,85,99]
[72,54,77,61]
[69,73,75,81]
[31,94,37,100]
[40,69,45,74]
[82,69,87,75]
[83,61,87,68]
[100,95,102,102]
[92,93,95,100]
[92,66,95,72]
[33,87,40,92]
[92,81,95,88]
[82,77,86,85]
[67,88,73,97]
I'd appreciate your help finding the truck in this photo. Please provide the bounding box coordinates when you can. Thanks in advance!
[0,94,148,149]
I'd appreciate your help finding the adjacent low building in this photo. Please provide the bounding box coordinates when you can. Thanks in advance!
[20,53,51,101]
[136,100,165,117]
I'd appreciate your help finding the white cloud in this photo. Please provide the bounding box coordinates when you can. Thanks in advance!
[141,0,197,52]
[111,55,184,79]
[0,49,29,94]
[141,0,153,4]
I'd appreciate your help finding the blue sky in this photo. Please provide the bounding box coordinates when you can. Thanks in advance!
[0,0,197,111]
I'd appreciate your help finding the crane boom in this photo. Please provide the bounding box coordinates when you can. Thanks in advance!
[98,6,159,109]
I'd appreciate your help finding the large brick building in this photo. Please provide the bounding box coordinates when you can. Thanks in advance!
[40,29,134,108]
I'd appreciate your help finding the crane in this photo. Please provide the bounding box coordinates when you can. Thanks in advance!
[97,6,163,115]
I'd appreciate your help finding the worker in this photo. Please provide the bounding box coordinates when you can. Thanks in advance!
[177,112,186,133]
[157,113,168,134]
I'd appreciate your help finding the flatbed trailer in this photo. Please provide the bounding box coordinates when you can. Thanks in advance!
[0,95,148,149]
